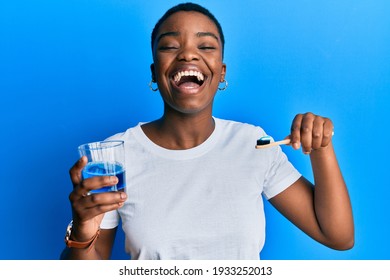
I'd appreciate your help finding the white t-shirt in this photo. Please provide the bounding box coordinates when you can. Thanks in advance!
[101,117,301,259]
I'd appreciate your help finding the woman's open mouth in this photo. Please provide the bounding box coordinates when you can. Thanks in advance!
[172,70,206,91]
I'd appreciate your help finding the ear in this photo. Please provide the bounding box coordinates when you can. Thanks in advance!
[150,63,156,82]
[220,63,227,82]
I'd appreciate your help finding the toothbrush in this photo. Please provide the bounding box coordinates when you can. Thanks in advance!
[256,131,334,149]
[255,136,291,149]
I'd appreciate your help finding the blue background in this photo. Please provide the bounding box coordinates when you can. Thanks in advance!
[1,0,389,260]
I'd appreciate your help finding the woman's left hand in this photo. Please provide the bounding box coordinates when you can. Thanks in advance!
[289,112,334,154]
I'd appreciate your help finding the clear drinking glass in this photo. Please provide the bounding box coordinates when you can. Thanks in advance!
[78,140,126,193]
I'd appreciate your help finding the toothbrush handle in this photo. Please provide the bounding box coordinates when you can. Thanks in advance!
[255,139,291,149]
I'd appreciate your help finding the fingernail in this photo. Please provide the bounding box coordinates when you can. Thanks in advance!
[120,192,127,200]
[110,176,118,184]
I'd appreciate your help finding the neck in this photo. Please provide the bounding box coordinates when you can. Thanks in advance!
[142,111,215,150]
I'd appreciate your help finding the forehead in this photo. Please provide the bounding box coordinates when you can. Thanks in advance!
[157,11,220,36]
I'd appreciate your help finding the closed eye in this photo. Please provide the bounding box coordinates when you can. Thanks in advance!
[158,46,179,51]
[198,45,217,51]
[199,46,216,50]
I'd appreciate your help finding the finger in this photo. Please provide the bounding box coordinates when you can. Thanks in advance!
[78,203,125,221]
[82,191,127,210]
[311,116,325,150]
[73,175,119,198]
[300,113,315,154]
[290,114,303,150]
[69,156,88,187]
[321,118,334,147]
[73,192,127,221]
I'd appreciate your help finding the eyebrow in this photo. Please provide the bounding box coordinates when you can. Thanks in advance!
[156,31,220,44]
[196,32,219,42]
[156,31,180,43]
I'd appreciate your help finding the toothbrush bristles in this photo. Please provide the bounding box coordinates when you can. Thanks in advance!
[257,136,272,146]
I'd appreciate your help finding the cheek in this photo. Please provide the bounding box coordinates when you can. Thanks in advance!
[155,61,176,84]
[213,64,225,82]
[154,55,171,74]
[153,64,169,84]
[209,58,224,74]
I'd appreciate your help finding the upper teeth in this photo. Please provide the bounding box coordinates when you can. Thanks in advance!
[174,70,204,83]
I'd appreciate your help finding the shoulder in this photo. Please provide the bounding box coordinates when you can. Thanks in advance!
[213,117,270,153]
[214,117,266,138]
[104,122,144,142]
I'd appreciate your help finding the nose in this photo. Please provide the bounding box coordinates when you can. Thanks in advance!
[177,44,199,62]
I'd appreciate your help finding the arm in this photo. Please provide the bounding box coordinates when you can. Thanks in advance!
[60,156,127,259]
[269,113,354,250]
[60,228,117,260]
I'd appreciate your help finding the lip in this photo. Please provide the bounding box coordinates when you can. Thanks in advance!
[170,65,208,94]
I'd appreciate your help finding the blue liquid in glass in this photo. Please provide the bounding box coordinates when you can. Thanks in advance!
[82,162,126,193]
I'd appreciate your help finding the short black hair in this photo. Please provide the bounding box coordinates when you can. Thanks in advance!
[151,2,225,57]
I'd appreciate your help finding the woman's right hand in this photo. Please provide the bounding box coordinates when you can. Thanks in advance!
[68,156,127,242]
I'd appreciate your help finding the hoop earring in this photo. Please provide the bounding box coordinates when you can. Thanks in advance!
[149,80,158,92]
[218,79,228,91]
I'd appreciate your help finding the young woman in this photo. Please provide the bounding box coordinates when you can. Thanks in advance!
[61,3,354,260]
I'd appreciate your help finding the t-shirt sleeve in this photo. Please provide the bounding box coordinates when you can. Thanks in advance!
[100,209,120,229]
[262,146,301,200]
